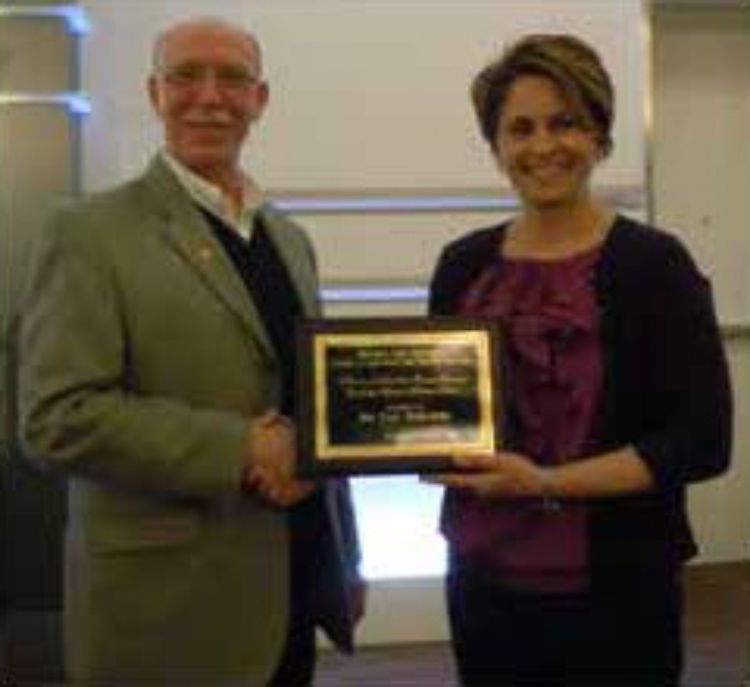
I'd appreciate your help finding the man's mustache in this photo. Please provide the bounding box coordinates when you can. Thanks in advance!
[182,113,234,126]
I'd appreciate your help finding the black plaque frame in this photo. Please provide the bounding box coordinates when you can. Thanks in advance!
[296,317,502,477]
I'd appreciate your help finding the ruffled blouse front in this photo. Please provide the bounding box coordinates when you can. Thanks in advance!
[443,245,603,594]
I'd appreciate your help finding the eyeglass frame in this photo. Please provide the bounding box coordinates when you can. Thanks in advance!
[155,62,262,92]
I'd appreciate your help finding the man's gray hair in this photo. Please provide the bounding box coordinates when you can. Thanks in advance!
[151,17,263,74]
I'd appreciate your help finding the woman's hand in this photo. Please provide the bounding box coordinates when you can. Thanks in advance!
[422,451,549,499]
[423,446,656,500]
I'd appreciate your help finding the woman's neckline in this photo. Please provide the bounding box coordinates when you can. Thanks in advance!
[501,241,603,266]
[500,210,616,263]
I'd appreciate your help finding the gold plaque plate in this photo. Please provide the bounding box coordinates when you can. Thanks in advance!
[295,317,502,477]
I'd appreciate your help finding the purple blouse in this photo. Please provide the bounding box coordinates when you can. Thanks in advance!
[442,245,603,594]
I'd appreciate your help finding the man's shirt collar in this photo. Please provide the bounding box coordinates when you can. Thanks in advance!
[161,151,264,241]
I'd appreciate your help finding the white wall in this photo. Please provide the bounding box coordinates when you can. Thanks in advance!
[350,3,750,645]
[651,4,750,326]
[71,0,747,646]
[688,335,750,563]
[80,0,646,195]
[652,4,750,564]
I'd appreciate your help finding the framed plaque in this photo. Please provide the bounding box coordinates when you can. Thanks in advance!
[296,317,502,477]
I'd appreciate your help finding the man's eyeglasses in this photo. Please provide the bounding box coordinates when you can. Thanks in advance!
[159,63,261,91]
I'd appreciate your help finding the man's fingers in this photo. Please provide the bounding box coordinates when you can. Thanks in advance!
[255,409,281,427]
[254,474,315,507]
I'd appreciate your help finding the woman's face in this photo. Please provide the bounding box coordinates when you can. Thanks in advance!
[493,74,602,211]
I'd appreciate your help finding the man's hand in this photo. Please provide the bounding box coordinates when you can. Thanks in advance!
[243,410,314,507]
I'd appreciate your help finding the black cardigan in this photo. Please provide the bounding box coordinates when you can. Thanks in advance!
[428,214,732,594]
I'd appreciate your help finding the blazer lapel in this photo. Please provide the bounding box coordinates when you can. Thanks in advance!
[258,204,321,318]
[138,157,276,361]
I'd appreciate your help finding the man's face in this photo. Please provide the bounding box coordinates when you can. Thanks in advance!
[148,24,268,179]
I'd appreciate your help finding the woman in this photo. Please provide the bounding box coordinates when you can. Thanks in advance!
[426,34,732,686]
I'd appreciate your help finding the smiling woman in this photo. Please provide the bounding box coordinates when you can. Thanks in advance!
[469,34,615,256]
[427,33,731,687]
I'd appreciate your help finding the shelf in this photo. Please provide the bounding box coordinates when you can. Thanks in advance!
[0,5,89,34]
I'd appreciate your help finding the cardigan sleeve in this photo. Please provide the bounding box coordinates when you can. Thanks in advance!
[428,244,457,315]
[428,225,502,316]
[627,233,732,491]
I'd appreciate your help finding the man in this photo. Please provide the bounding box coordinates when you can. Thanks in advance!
[16,17,364,686]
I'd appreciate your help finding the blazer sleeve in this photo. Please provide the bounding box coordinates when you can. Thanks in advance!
[16,205,249,500]
[628,234,732,490]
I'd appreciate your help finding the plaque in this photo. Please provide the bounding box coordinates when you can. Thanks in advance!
[295,317,502,477]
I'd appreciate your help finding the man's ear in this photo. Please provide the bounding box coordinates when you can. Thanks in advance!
[251,81,270,122]
[147,75,162,116]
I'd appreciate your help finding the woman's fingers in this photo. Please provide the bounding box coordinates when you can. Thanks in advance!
[452,452,502,471]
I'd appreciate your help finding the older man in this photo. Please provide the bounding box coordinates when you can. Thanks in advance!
[17,17,363,686]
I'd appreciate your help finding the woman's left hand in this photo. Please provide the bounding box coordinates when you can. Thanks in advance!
[422,451,548,499]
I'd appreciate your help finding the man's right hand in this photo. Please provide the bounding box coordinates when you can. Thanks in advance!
[242,410,314,507]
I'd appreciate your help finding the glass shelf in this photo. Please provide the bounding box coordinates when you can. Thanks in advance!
[0,5,90,34]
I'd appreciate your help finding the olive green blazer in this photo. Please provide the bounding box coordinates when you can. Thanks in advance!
[17,157,360,685]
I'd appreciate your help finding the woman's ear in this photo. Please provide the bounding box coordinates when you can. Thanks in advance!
[491,141,506,174]
[595,136,612,162]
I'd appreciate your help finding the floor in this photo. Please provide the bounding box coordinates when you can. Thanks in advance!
[1,562,747,685]
[317,562,750,687]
